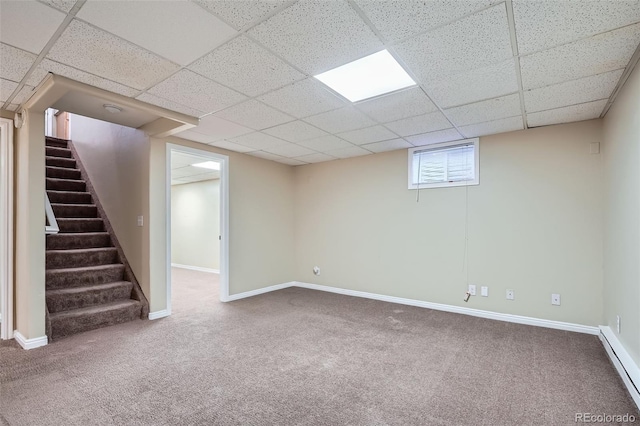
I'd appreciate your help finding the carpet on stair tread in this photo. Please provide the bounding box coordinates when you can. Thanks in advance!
[47,190,92,204]
[47,281,133,313]
[46,166,81,180]
[51,203,97,218]
[46,177,86,192]
[45,146,73,158]
[50,299,141,339]
[46,247,119,269]
[46,156,76,168]
[56,218,104,233]
[46,264,125,289]
[46,232,111,249]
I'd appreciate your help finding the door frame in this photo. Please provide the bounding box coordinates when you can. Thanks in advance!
[165,143,230,312]
[0,118,14,339]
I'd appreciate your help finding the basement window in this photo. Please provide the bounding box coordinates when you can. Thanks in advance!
[408,138,479,190]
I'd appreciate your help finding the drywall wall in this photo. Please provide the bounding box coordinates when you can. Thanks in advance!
[149,136,296,311]
[70,114,151,299]
[14,110,46,340]
[603,64,640,366]
[295,120,604,326]
[171,179,220,270]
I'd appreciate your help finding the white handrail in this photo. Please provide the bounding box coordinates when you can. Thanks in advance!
[45,193,59,234]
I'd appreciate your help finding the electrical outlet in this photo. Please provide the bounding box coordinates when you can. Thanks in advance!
[551,293,561,306]
[137,215,143,227]
[481,286,488,297]
[616,315,621,333]
[468,284,476,296]
[506,289,514,300]
[313,266,320,276]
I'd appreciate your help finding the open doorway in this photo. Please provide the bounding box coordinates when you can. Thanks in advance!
[166,144,229,315]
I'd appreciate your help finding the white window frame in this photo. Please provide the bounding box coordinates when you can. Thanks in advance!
[407,138,480,190]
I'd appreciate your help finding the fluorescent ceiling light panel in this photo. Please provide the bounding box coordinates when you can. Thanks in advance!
[191,161,220,170]
[314,50,416,102]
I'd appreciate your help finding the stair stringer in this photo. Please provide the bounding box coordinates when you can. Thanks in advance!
[66,140,150,319]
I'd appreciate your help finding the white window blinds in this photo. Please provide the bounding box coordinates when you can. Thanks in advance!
[411,142,476,187]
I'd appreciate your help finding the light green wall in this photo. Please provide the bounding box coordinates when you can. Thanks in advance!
[603,64,640,366]
[294,120,604,326]
[171,179,220,270]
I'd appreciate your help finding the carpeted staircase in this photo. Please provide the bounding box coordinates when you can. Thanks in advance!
[45,136,146,340]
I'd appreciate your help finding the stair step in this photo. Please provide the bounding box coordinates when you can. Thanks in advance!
[46,166,81,180]
[46,264,125,289]
[47,190,92,205]
[47,281,133,313]
[46,156,76,169]
[56,218,104,233]
[45,137,69,149]
[46,177,86,192]
[50,299,141,340]
[46,146,73,158]
[51,203,97,218]
[46,247,118,269]
[46,232,111,250]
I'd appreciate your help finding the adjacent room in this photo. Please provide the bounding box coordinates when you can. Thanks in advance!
[1,0,639,424]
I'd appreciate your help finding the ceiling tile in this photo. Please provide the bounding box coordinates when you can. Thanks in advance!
[247,0,383,74]
[355,87,438,123]
[354,0,497,43]
[361,138,412,153]
[47,20,180,90]
[263,143,316,158]
[193,0,290,30]
[263,120,328,142]
[136,93,206,118]
[27,59,139,97]
[324,145,372,159]
[513,0,640,55]
[527,99,608,127]
[0,1,65,54]
[189,36,304,97]
[248,151,286,161]
[208,140,256,153]
[147,70,246,115]
[77,0,237,66]
[297,135,354,152]
[215,100,294,130]
[458,116,524,138]
[275,158,308,166]
[338,125,398,145]
[445,94,522,126]
[394,4,513,84]
[5,103,19,111]
[405,128,464,146]
[384,111,452,137]
[38,0,76,13]
[295,152,336,163]
[524,69,624,113]
[193,115,253,141]
[257,78,346,118]
[171,151,214,168]
[424,59,519,108]
[175,130,216,144]
[0,79,18,102]
[304,106,375,134]
[520,23,640,89]
[0,43,37,82]
[228,131,289,150]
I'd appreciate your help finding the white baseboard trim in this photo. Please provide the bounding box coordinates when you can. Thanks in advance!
[224,282,294,302]
[14,331,48,350]
[293,282,600,335]
[149,309,170,320]
[599,326,640,409]
[171,263,219,274]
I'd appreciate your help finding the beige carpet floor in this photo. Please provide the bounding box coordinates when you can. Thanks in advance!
[1,267,637,425]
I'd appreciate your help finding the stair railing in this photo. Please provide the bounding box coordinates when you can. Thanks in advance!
[45,193,59,234]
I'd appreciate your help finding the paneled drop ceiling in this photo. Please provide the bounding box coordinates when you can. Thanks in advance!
[171,151,220,186]
[1,0,639,166]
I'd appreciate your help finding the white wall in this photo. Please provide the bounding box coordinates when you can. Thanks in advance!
[295,120,604,326]
[603,64,640,366]
[71,114,151,298]
[171,179,220,271]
